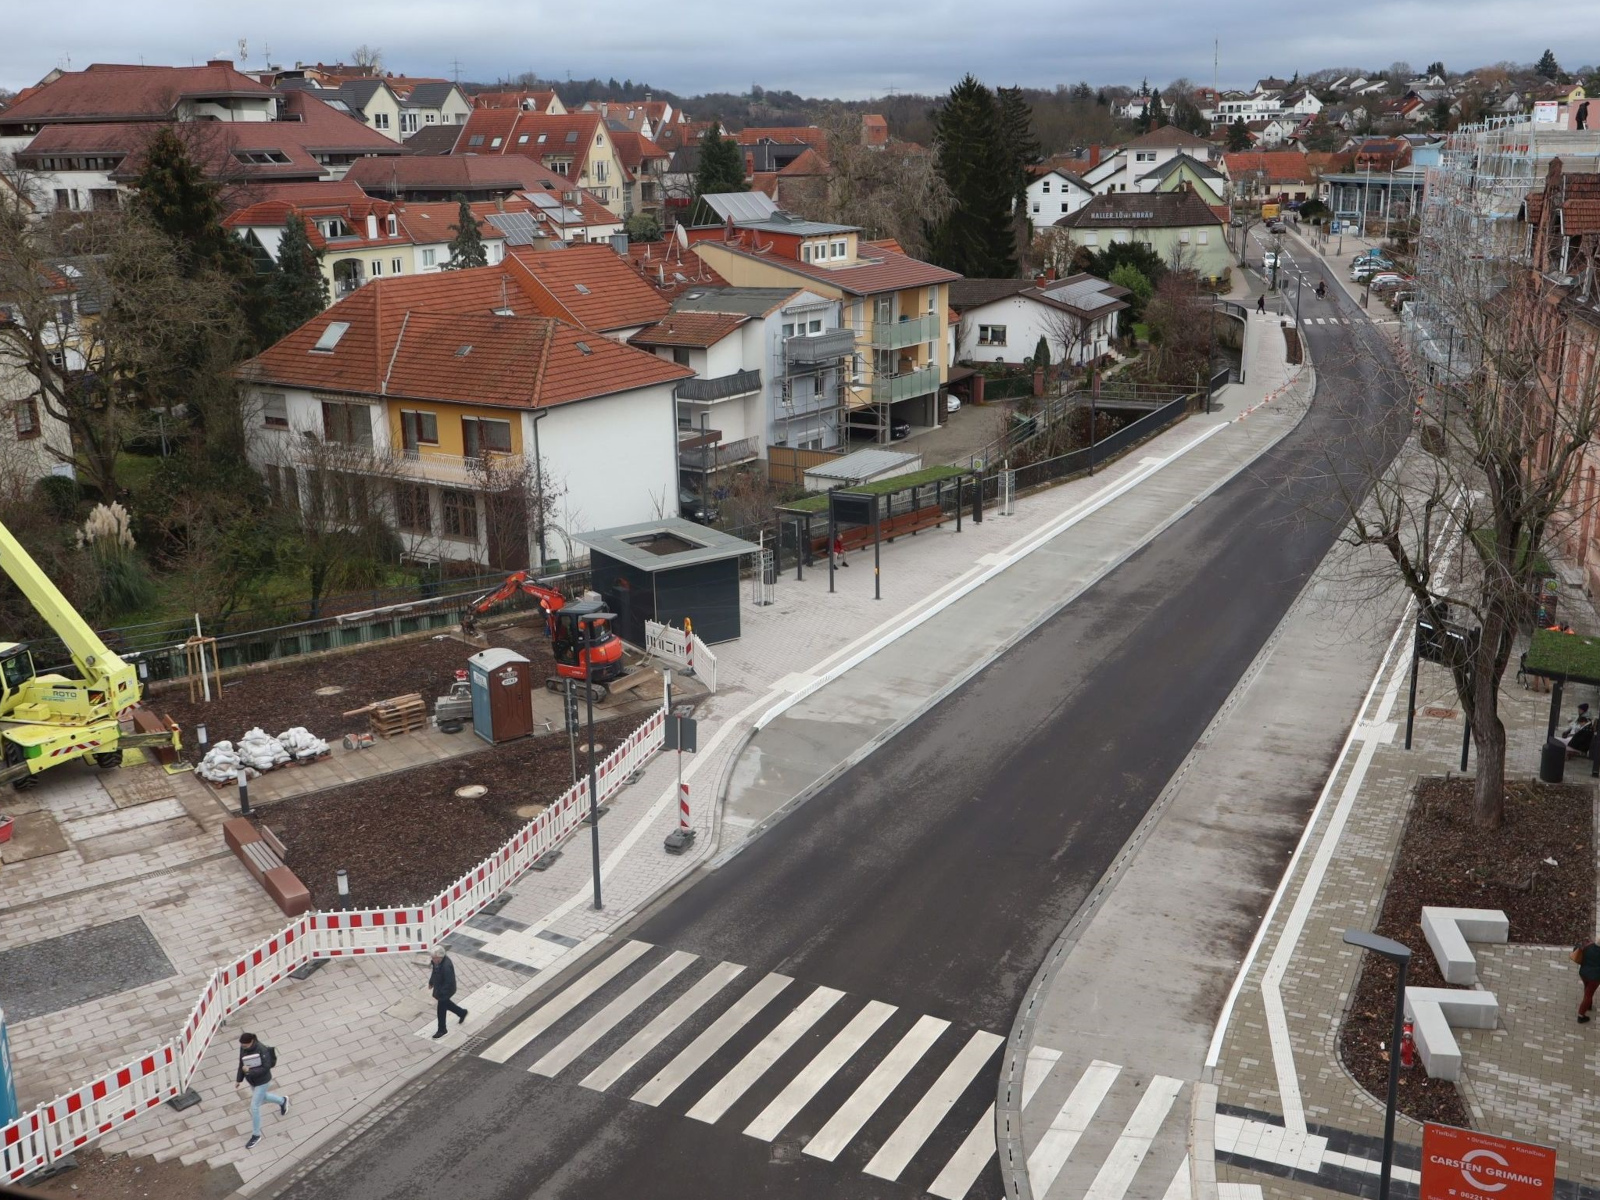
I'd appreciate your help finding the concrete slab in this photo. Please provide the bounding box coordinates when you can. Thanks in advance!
[1,809,70,863]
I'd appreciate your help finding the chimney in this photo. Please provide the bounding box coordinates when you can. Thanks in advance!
[1088,145,1101,169]
[207,59,232,68]
[724,214,735,242]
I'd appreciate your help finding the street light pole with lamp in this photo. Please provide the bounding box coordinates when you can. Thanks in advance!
[1342,929,1412,1200]
[580,611,616,911]
[530,408,548,570]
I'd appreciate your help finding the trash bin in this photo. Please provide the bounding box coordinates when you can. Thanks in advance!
[1541,738,1567,784]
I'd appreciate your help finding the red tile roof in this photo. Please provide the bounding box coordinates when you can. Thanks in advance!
[346,153,575,197]
[19,121,326,182]
[506,243,670,330]
[0,62,275,125]
[777,147,829,177]
[608,130,670,174]
[734,125,827,148]
[238,266,689,408]
[223,179,371,213]
[630,311,749,348]
[622,240,730,298]
[472,90,561,113]
[455,111,610,172]
[692,237,959,296]
[1223,151,1319,183]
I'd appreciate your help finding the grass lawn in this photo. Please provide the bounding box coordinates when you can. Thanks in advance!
[1132,322,1150,343]
[779,465,969,514]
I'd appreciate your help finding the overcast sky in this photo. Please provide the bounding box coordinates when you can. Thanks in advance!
[1,2,1585,98]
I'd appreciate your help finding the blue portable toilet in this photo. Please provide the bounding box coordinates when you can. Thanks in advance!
[467,648,534,745]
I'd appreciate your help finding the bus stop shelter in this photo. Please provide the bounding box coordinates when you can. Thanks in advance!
[1522,626,1600,744]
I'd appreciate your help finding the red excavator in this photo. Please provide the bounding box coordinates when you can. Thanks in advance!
[465,572,626,700]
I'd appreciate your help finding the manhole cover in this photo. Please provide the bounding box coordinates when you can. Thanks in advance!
[314,686,345,696]
[1422,706,1459,719]
[455,785,488,800]
[515,803,548,819]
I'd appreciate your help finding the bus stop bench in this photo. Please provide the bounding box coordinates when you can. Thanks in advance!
[809,506,946,555]
[224,817,311,917]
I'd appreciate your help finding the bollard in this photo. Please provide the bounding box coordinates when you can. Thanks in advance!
[336,868,349,909]
[237,771,251,816]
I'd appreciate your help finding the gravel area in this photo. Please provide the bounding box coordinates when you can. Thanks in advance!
[1339,775,1595,1126]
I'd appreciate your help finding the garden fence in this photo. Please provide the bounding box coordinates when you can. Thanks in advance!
[0,702,668,1185]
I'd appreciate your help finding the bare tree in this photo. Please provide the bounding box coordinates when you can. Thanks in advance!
[1041,302,1094,372]
[467,448,567,572]
[350,45,384,72]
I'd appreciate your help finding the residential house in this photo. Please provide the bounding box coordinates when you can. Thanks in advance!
[1056,189,1230,281]
[450,110,630,216]
[0,264,85,488]
[1254,78,1290,95]
[388,79,473,134]
[684,192,960,442]
[1244,118,1296,148]
[1223,151,1326,205]
[949,275,1128,367]
[1352,137,1411,171]
[1136,153,1227,205]
[580,101,657,139]
[236,267,691,568]
[344,153,575,203]
[607,128,671,218]
[752,147,830,207]
[622,238,731,300]
[1281,89,1324,117]
[1025,168,1096,224]
[294,78,405,141]
[736,126,829,178]
[506,243,670,342]
[1115,94,1154,121]
[631,286,852,484]
[1082,127,1223,195]
[471,90,567,115]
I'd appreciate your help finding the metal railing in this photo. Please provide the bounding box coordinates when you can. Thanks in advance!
[870,363,940,403]
[867,312,937,350]
[679,435,761,472]
[676,369,762,402]
[785,328,856,363]
[1004,395,1194,494]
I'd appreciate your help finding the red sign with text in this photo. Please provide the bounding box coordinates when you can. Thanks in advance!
[1421,1124,1556,1200]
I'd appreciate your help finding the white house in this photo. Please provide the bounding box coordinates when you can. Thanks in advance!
[949,274,1130,368]
[1026,169,1096,224]
[0,264,82,489]
[1083,126,1223,195]
[235,266,692,568]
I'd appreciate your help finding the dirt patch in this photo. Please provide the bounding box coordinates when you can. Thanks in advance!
[1339,775,1595,1127]
[150,623,554,762]
[28,1147,239,1200]
[260,731,605,909]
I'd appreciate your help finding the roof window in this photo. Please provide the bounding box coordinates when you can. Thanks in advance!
[575,340,592,355]
[455,345,473,357]
[574,283,591,295]
[565,131,578,143]
[467,135,484,147]
[518,134,529,144]
[311,321,350,352]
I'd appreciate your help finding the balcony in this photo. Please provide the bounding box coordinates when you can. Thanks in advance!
[785,328,856,363]
[870,363,940,404]
[868,312,938,350]
[676,368,762,402]
[324,444,528,488]
[679,435,761,472]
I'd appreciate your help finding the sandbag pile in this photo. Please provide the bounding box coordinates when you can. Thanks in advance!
[237,728,291,772]
[196,740,243,783]
[277,727,330,761]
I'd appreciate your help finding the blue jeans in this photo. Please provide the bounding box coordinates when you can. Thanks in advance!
[249,1083,285,1136]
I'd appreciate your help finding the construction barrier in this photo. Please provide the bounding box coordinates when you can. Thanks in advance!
[0,702,669,1184]
[643,621,719,694]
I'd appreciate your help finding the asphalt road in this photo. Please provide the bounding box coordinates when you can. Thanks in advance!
[272,245,1405,1200]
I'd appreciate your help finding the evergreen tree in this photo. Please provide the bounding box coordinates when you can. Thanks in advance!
[1032,335,1050,370]
[1147,89,1165,129]
[1227,118,1252,152]
[926,75,1017,279]
[996,86,1041,243]
[1426,61,1446,77]
[1536,49,1560,80]
[443,196,488,270]
[264,214,329,341]
[132,127,250,280]
[693,121,747,201]
[1302,115,1340,152]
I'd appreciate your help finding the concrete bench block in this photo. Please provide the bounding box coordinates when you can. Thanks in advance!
[1404,987,1501,1082]
[1421,906,1510,985]
[264,866,312,917]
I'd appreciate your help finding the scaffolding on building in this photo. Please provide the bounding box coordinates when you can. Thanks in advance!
[772,325,855,451]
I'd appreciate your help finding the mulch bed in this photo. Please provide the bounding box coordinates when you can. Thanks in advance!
[255,731,603,910]
[149,622,555,763]
[1339,775,1595,1127]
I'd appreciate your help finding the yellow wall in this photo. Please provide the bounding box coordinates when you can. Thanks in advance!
[322,246,421,293]
[384,400,525,457]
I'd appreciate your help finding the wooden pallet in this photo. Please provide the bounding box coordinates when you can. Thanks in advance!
[370,698,427,739]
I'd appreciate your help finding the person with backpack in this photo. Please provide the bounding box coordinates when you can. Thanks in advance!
[1572,940,1600,1023]
[236,1032,287,1148]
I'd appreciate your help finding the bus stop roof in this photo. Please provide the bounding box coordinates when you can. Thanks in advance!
[575,518,761,573]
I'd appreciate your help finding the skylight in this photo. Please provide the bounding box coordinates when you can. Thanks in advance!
[565,131,578,143]
[574,283,591,295]
[575,340,592,355]
[311,321,350,352]
[455,345,473,357]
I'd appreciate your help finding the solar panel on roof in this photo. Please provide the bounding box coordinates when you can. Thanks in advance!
[528,192,558,209]
[699,192,778,223]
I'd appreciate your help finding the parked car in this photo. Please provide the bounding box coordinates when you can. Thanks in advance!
[946,395,962,413]
[1367,273,1409,292]
[679,487,719,525]
[1266,220,1286,233]
[1350,258,1393,280]
[890,419,912,440]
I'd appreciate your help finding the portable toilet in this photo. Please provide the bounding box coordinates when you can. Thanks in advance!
[467,648,533,744]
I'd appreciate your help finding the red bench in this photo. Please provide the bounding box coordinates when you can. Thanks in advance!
[809,506,947,555]
[224,817,312,917]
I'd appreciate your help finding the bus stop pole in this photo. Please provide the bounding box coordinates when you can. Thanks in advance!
[873,497,882,601]
[1404,635,1419,750]
[828,503,836,595]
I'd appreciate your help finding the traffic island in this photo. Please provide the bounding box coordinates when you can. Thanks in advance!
[1339,774,1593,1126]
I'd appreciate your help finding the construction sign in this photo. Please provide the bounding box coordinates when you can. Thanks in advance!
[1421,1124,1556,1200]
[1261,203,1281,219]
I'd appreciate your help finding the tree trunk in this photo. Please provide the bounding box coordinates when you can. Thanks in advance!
[1471,710,1507,829]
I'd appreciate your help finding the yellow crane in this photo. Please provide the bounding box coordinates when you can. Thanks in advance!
[0,520,180,787]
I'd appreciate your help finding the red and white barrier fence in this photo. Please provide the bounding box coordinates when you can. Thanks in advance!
[643,620,718,693]
[1,702,668,1184]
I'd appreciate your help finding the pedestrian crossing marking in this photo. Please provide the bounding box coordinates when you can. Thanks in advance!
[687,985,844,1124]
[865,1029,1004,1181]
[411,982,510,1041]
[927,1103,997,1200]
[804,1012,949,1162]
[744,999,896,1141]
[580,960,745,1092]
[531,950,697,1077]
[1021,1046,1061,1110]
[481,939,651,1063]
[1083,1075,1184,1200]
[1027,1059,1121,1195]
[633,971,792,1107]
[1162,1157,1191,1200]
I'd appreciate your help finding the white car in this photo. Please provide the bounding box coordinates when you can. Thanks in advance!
[1263,251,1279,271]
[947,395,962,413]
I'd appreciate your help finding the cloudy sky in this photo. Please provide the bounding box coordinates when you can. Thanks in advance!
[1,1,1584,97]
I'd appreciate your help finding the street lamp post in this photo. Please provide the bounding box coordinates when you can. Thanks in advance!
[1293,271,1303,327]
[531,408,548,570]
[1342,929,1412,1200]
[582,612,616,911]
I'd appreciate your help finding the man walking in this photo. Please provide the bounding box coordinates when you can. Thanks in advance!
[235,1032,287,1149]
[1573,939,1600,1022]
[429,949,468,1039]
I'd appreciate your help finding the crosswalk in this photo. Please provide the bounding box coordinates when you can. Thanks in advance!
[1299,317,1354,325]
[475,938,1195,1199]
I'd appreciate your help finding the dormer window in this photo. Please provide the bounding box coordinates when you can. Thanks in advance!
[385,215,397,237]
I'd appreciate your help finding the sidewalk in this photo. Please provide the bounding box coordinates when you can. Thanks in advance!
[4,319,1305,1195]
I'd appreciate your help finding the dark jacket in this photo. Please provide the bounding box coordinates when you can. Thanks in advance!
[429,956,458,999]
[1579,943,1600,982]
[236,1042,275,1087]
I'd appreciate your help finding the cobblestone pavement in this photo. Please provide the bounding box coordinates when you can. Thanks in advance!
[1209,611,1600,1199]
[5,325,1308,1194]
[0,916,173,1022]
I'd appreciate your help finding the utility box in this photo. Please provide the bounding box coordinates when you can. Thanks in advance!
[468,648,533,745]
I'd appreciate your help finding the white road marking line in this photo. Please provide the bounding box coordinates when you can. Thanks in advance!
[864,1029,1003,1181]
[744,999,896,1141]
[412,982,510,1040]
[1025,1060,1121,1195]
[530,950,697,1077]
[580,960,744,1092]
[632,972,792,1106]
[927,1102,997,1200]
[1162,1157,1191,1200]
[1082,1075,1185,1200]
[687,985,844,1124]
[804,1013,949,1162]
[480,940,652,1064]
[1021,1046,1061,1110]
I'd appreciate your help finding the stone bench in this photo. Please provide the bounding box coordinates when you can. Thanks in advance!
[224,817,311,917]
[1403,987,1499,1081]
[1421,906,1510,985]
